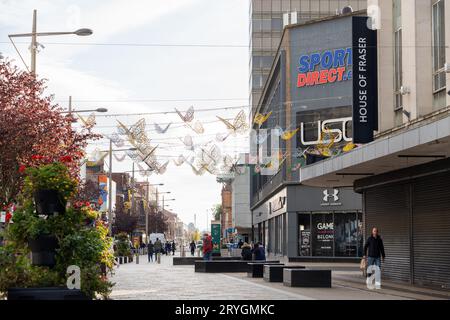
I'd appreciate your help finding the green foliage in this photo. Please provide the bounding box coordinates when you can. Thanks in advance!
[0,244,60,297]
[24,162,77,200]
[114,232,132,258]
[0,163,115,299]
[211,203,223,221]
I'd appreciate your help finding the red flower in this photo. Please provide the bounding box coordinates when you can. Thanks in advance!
[31,155,44,160]
[19,165,26,173]
[59,155,73,163]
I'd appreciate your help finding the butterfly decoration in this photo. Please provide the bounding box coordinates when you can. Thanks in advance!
[217,110,248,134]
[173,155,186,167]
[343,142,357,153]
[156,161,169,175]
[175,106,195,123]
[113,153,126,162]
[281,128,299,141]
[89,149,108,163]
[180,135,194,151]
[108,133,125,148]
[76,112,96,128]
[154,123,172,134]
[216,132,230,142]
[187,162,206,176]
[185,120,204,134]
[254,111,272,126]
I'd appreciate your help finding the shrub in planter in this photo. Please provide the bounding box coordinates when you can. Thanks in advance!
[0,162,115,299]
[114,232,132,259]
[24,163,77,216]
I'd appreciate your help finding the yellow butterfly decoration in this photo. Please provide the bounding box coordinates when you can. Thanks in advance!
[343,142,357,153]
[217,110,248,134]
[281,128,299,141]
[254,111,272,126]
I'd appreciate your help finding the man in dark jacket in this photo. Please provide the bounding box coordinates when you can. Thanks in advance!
[364,227,386,270]
[252,242,266,261]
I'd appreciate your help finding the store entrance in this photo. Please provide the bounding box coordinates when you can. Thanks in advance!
[298,211,363,258]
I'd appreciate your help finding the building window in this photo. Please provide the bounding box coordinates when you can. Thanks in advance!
[393,0,403,111]
[432,0,446,106]
[298,212,363,258]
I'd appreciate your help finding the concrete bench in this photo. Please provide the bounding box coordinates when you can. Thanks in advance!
[247,262,285,278]
[173,256,239,266]
[283,269,332,288]
[263,265,305,282]
[195,260,279,273]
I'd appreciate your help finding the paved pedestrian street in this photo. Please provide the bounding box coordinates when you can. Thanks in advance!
[110,255,409,300]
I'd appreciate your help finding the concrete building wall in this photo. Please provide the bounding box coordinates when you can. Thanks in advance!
[231,169,252,232]
[375,0,448,132]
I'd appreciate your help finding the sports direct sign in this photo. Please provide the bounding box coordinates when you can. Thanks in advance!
[297,48,353,88]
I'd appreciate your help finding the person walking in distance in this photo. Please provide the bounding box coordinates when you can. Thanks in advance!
[189,240,196,256]
[154,238,162,264]
[202,233,213,261]
[364,228,386,275]
[171,240,176,256]
[147,240,154,263]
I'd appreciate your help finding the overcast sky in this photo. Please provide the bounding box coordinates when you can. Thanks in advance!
[0,0,250,231]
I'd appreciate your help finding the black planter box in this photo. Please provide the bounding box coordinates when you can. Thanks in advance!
[195,260,280,273]
[28,235,59,267]
[34,189,66,216]
[283,269,332,288]
[173,256,242,266]
[263,265,305,282]
[8,287,90,300]
[247,263,284,278]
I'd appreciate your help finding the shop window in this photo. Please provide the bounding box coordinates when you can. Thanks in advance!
[334,212,359,257]
[312,213,334,256]
[298,214,311,256]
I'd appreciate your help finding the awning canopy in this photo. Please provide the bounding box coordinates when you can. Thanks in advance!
[299,113,450,188]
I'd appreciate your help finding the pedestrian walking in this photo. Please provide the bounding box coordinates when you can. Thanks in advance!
[202,233,213,261]
[189,240,196,256]
[171,240,176,256]
[252,242,266,261]
[154,238,162,264]
[147,240,154,262]
[240,242,252,261]
[165,241,171,256]
[363,227,386,274]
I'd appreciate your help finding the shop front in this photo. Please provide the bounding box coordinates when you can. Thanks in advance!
[252,185,362,261]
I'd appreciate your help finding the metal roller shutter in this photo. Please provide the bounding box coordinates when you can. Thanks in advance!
[412,172,450,290]
[365,183,411,283]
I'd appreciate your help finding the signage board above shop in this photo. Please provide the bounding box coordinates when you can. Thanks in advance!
[289,15,378,146]
[352,16,378,144]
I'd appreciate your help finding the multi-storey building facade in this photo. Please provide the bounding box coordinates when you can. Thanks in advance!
[249,0,367,116]
[300,0,450,290]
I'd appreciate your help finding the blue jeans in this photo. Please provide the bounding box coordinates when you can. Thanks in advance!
[367,257,381,274]
[203,251,212,261]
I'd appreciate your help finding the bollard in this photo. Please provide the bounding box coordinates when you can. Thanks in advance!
[135,253,139,264]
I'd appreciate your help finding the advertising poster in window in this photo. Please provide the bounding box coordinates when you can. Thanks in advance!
[312,214,334,256]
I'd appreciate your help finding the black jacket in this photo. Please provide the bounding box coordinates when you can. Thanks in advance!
[241,247,252,261]
[364,236,386,258]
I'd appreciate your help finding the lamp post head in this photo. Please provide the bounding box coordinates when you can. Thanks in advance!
[74,28,93,36]
[95,107,108,113]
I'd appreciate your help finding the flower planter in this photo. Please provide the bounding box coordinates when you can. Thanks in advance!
[34,189,66,216]
[27,235,59,268]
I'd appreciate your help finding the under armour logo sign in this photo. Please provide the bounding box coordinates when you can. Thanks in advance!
[323,189,339,202]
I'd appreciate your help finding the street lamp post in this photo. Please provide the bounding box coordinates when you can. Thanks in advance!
[8,9,93,75]
[105,145,137,235]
